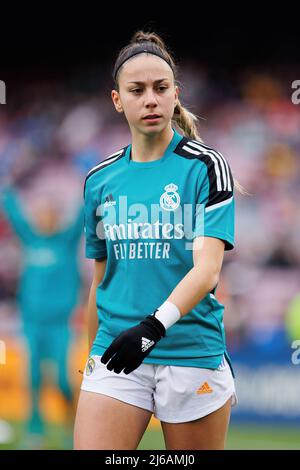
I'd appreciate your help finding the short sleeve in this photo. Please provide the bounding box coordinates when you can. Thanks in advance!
[194,152,235,251]
[84,176,107,260]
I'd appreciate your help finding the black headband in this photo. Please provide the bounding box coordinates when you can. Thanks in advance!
[113,43,174,82]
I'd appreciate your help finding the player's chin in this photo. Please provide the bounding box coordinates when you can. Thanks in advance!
[139,119,166,135]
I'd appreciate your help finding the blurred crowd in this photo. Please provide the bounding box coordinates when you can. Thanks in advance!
[0,61,300,359]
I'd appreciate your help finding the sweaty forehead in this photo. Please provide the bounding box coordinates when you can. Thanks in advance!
[118,53,174,84]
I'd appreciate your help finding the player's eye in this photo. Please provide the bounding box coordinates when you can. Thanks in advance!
[157,86,168,92]
[130,89,142,94]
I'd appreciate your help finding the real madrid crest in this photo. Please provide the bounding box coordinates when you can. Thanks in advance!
[85,357,96,376]
[160,183,180,211]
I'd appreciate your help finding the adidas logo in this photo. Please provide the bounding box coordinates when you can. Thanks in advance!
[141,337,155,352]
[104,193,116,208]
[217,356,226,370]
[196,381,213,394]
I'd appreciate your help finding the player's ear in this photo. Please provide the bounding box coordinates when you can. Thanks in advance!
[111,89,123,113]
[174,85,179,107]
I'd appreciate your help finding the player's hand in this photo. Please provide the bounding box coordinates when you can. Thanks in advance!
[100,314,166,374]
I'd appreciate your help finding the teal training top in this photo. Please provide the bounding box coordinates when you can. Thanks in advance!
[84,128,235,369]
[1,186,84,324]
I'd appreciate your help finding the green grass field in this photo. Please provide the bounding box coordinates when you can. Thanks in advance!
[1,422,300,450]
[140,424,300,450]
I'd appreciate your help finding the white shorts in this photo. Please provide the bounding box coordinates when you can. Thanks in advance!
[80,355,237,423]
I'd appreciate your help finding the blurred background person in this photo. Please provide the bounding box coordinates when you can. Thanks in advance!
[0,168,84,448]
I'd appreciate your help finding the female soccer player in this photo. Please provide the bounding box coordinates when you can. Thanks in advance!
[74,30,238,450]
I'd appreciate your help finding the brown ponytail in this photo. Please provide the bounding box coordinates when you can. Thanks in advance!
[130,31,167,50]
[173,101,203,142]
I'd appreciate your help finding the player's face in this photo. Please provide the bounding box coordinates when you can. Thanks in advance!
[112,54,178,136]
[34,203,60,234]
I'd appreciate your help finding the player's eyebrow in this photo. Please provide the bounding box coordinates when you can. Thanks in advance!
[127,79,169,85]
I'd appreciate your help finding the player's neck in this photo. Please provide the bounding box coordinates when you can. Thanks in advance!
[130,126,174,163]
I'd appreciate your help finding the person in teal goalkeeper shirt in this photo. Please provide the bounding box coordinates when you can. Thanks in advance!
[0,184,84,442]
[75,31,239,450]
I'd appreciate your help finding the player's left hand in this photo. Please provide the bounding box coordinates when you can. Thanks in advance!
[100,314,166,374]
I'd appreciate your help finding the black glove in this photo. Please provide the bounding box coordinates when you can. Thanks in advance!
[100,313,166,374]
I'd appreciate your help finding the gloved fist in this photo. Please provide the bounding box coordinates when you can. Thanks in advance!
[100,313,166,374]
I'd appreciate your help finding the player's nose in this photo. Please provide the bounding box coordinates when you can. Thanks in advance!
[144,88,158,107]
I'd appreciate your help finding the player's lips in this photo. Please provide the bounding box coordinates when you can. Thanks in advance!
[142,114,162,121]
